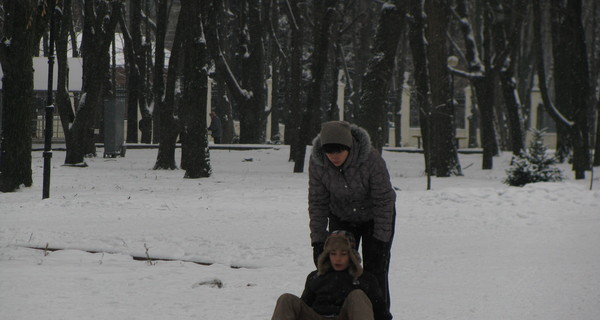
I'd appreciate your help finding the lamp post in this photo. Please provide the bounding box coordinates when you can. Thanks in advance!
[447,55,458,107]
[43,0,57,199]
[447,55,458,149]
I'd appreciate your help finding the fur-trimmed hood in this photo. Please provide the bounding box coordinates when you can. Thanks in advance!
[311,124,372,169]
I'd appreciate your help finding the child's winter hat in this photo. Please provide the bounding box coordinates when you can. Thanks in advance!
[319,121,353,149]
[317,230,363,280]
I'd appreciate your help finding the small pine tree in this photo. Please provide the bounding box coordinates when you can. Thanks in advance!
[504,129,563,186]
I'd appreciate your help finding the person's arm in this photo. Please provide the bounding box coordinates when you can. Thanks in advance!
[300,271,318,307]
[368,150,396,243]
[308,160,330,246]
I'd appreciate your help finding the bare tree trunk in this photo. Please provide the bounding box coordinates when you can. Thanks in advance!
[0,0,39,191]
[348,0,377,121]
[455,0,498,169]
[594,99,600,166]
[151,0,168,147]
[64,1,120,164]
[407,0,433,175]
[216,0,235,144]
[491,0,526,155]
[287,0,305,164]
[551,0,591,178]
[55,0,75,148]
[181,0,211,178]
[154,1,183,170]
[293,0,336,173]
[426,0,462,176]
[228,1,267,144]
[130,0,152,143]
[356,3,405,153]
[269,2,283,143]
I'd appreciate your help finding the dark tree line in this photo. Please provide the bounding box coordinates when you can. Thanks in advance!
[1,0,599,192]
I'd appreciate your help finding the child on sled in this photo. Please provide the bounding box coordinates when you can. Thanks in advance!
[271,230,391,320]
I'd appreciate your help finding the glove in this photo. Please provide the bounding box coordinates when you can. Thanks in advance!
[364,238,391,273]
[312,242,324,267]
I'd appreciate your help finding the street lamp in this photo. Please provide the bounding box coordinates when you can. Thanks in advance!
[447,55,458,107]
[43,0,58,199]
[447,55,459,149]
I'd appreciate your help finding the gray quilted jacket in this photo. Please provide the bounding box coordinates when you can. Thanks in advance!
[308,124,396,244]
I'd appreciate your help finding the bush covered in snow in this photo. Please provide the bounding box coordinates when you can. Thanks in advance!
[504,129,563,187]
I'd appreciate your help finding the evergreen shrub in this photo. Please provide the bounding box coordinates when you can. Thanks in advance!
[504,129,563,187]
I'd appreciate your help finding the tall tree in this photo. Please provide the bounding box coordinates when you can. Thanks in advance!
[63,0,121,165]
[407,0,433,176]
[356,2,405,154]
[551,0,591,179]
[205,0,268,144]
[55,0,75,158]
[154,0,183,170]
[452,0,499,169]
[213,0,235,144]
[347,0,378,121]
[426,0,462,176]
[180,0,211,178]
[0,0,48,191]
[128,0,152,144]
[285,0,306,164]
[491,0,526,156]
[292,0,336,173]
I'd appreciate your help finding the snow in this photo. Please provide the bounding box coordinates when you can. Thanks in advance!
[1,146,599,320]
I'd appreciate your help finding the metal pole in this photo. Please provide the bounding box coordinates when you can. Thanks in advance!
[43,0,57,199]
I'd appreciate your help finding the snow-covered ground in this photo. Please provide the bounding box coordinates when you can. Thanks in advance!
[1,146,599,320]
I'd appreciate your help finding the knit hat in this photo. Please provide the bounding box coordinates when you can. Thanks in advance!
[317,230,363,280]
[319,121,353,149]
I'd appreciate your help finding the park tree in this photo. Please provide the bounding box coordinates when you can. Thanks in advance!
[153,0,182,170]
[407,0,433,177]
[285,0,306,165]
[292,0,336,173]
[125,0,152,144]
[0,0,51,192]
[179,0,211,178]
[490,0,527,156]
[551,0,592,179]
[426,0,462,176]
[62,0,121,165]
[355,2,405,154]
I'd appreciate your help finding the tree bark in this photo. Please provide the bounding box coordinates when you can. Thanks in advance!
[551,0,591,178]
[180,0,211,178]
[0,0,38,191]
[455,0,498,169]
[55,0,75,149]
[64,0,120,164]
[154,2,184,170]
[286,0,305,164]
[130,0,152,143]
[293,0,336,173]
[426,0,462,176]
[407,0,433,175]
[491,0,526,155]
[356,3,405,154]
[151,0,168,147]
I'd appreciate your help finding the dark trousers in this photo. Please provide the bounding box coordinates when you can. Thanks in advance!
[328,210,396,315]
[212,136,221,144]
